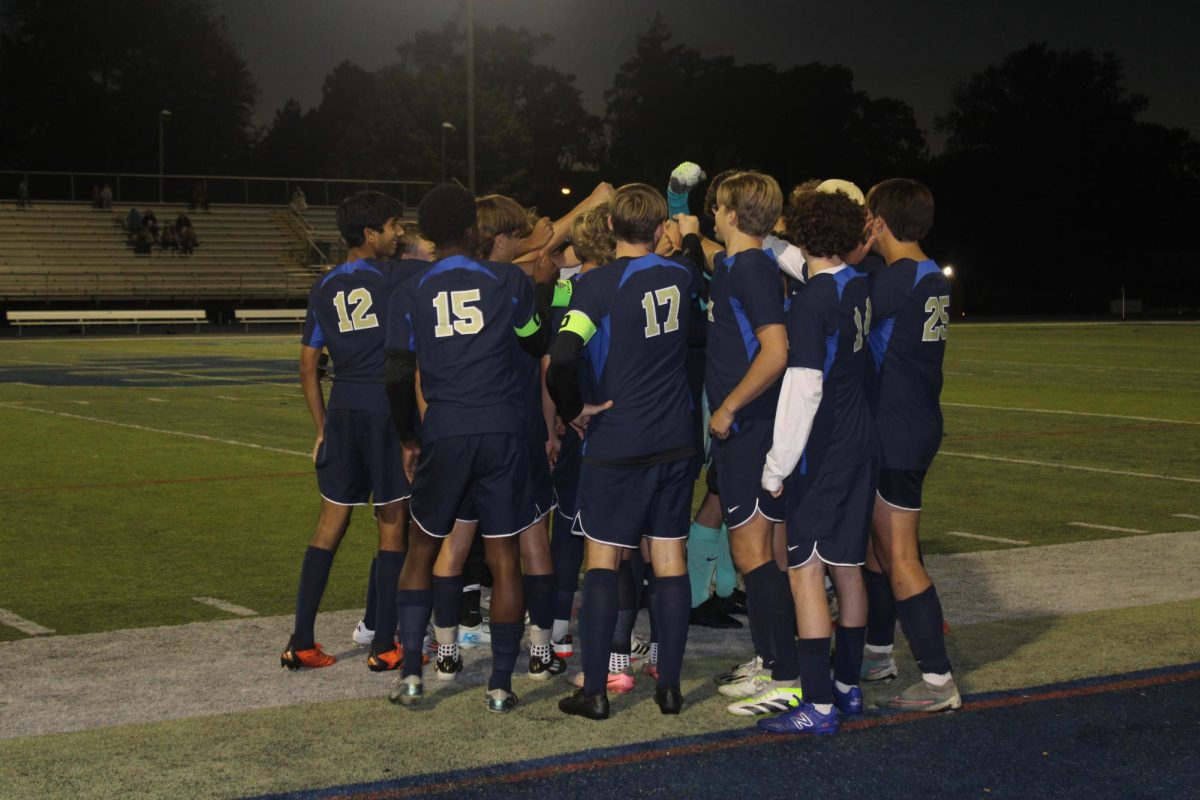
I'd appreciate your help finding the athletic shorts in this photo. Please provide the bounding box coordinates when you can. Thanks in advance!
[529,438,556,520]
[710,418,785,528]
[409,433,538,539]
[572,457,693,549]
[315,409,409,506]
[876,469,927,511]
[552,430,582,522]
[785,458,876,569]
[704,455,719,497]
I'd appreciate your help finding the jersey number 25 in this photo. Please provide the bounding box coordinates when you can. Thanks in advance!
[922,295,950,342]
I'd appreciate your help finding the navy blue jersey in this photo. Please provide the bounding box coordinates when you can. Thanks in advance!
[786,267,873,475]
[867,258,950,470]
[372,256,431,293]
[301,259,392,412]
[561,254,698,463]
[705,248,786,422]
[386,254,540,443]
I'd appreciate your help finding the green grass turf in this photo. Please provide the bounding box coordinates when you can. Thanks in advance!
[1,597,1195,800]
[0,323,1197,641]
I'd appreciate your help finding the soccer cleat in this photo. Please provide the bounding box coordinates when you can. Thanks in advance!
[654,686,683,715]
[726,683,804,716]
[714,655,763,686]
[559,688,610,720]
[389,674,423,706]
[570,670,635,694]
[528,651,567,680]
[833,683,864,715]
[352,620,374,647]
[758,702,839,735]
[458,621,491,649]
[630,635,651,660]
[861,651,898,682]
[281,641,336,670]
[486,688,519,714]
[366,645,404,672]
[434,652,463,681]
[668,161,706,194]
[690,596,743,629]
[641,661,660,681]
[881,676,962,712]
[714,589,748,616]
[943,619,952,636]
[552,635,574,659]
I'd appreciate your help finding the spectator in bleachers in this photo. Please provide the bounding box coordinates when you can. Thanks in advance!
[133,228,153,254]
[179,224,198,254]
[190,180,209,211]
[100,184,113,210]
[142,209,160,241]
[175,212,192,234]
[289,185,308,214]
[160,225,179,252]
[126,207,142,232]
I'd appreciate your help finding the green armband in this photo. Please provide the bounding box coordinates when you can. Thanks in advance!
[560,310,596,344]
[551,279,574,308]
[514,312,541,338]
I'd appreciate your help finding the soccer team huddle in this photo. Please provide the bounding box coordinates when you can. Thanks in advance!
[280,161,959,736]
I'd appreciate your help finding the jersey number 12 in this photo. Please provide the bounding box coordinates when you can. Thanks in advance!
[332,288,378,332]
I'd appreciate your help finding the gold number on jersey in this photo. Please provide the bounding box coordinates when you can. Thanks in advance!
[432,289,484,337]
[332,287,378,333]
[641,285,681,338]
[922,295,950,342]
[853,298,872,352]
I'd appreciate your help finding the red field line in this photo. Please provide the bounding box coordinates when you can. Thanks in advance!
[2,471,310,493]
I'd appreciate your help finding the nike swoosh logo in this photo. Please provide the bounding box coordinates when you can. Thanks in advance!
[726,506,740,514]
[705,557,718,562]
[787,545,800,551]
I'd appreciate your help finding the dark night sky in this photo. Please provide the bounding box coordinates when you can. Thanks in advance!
[212,0,1200,149]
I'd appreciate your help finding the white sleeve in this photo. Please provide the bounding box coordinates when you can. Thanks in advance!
[763,235,807,283]
[762,367,823,493]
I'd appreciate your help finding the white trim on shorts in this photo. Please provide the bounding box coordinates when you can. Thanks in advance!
[876,490,921,513]
[319,492,369,508]
[533,499,558,521]
[573,511,639,550]
[373,494,411,507]
[479,513,539,539]
[727,499,785,531]
[786,542,865,569]
[410,511,450,539]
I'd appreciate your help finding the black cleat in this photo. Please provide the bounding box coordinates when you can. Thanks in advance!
[654,686,683,715]
[528,651,567,680]
[715,589,748,616]
[689,596,743,629]
[559,688,610,720]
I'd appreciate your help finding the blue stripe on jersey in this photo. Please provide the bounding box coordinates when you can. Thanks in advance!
[588,316,612,386]
[869,316,894,371]
[404,312,414,350]
[319,258,383,289]
[417,254,499,288]
[913,259,941,288]
[831,267,858,301]
[617,254,694,289]
[728,296,760,362]
[308,319,325,349]
[823,330,839,377]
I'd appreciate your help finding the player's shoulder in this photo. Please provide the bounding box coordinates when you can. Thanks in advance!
[319,257,384,288]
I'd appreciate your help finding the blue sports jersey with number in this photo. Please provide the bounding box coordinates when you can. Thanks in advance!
[867,258,950,469]
[562,254,698,463]
[705,248,786,422]
[786,266,873,476]
[301,259,392,412]
[386,254,539,443]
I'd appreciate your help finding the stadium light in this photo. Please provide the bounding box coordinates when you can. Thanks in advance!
[943,265,954,278]
[560,186,572,196]
[158,109,172,203]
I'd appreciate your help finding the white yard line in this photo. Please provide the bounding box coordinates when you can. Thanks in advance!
[1171,514,1200,520]
[944,531,1030,545]
[939,450,1200,484]
[1068,522,1148,534]
[192,597,257,617]
[942,402,1200,426]
[0,402,308,458]
[0,608,54,636]
[953,357,1197,375]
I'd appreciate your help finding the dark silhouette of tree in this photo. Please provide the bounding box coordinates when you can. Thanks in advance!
[0,0,257,173]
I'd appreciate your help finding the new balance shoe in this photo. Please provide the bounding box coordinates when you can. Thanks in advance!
[758,702,839,735]
[389,674,423,706]
[434,652,463,681]
[352,620,374,647]
[725,682,804,716]
[486,688,518,714]
[833,683,864,715]
[366,645,404,672]
[280,641,336,670]
[528,651,567,680]
[714,655,762,686]
[881,676,962,712]
[570,670,635,694]
[458,621,491,649]
[552,635,574,659]
[861,651,898,682]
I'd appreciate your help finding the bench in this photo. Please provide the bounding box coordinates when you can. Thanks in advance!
[7,309,208,334]
[234,308,307,331]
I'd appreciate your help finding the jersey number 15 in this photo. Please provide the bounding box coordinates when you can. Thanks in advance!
[433,289,484,337]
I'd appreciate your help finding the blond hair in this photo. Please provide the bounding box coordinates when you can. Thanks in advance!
[716,171,783,238]
[570,203,616,266]
[610,183,667,244]
[475,194,534,259]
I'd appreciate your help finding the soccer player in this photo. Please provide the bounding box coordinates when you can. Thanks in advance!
[860,178,960,712]
[549,183,697,720]
[755,186,875,735]
[281,191,409,672]
[384,184,551,713]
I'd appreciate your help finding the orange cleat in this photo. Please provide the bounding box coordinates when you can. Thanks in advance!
[367,645,405,672]
[943,620,952,636]
[281,642,337,670]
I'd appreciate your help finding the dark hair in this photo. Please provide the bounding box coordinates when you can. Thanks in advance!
[866,178,934,242]
[418,184,477,248]
[336,191,403,248]
[610,183,667,244]
[703,169,742,220]
[783,188,866,259]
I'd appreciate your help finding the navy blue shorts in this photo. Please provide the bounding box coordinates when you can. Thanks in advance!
[551,429,582,523]
[710,418,784,528]
[876,469,927,511]
[315,409,409,506]
[409,434,538,538]
[529,438,556,520]
[785,458,876,568]
[572,457,693,549]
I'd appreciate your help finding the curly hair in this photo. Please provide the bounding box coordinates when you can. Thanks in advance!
[569,202,615,266]
[783,187,867,259]
[417,184,477,249]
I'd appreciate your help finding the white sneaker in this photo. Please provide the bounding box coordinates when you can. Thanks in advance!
[630,635,651,661]
[718,670,770,698]
[726,682,805,716]
[352,620,374,647]
[714,655,762,685]
[458,621,491,649]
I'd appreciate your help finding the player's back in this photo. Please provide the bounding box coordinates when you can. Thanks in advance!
[572,253,696,462]
[867,258,950,468]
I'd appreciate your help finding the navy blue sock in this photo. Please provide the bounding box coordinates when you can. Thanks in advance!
[896,585,952,674]
[864,568,896,647]
[581,569,619,696]
[744,580,772,664]
[612,560,636,655]
[551,512,584,620]
[652,575,690,689]
[488,621,525,692]
[362,556,378,630]
[746,563,797,680]
[834,625,866,687]
[371,550,405,653]
[778,567,798,659]
[396,588,432,678]
[797,637,833,705]
[432,574,463,629]
[628,548,647,610]
[524,573,556,631]
[645,564,658,648]
[291,545,335,648]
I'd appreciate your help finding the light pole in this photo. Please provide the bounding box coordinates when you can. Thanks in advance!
[158,109,172,203]
[466,0,475,195]
[440,121,456,183]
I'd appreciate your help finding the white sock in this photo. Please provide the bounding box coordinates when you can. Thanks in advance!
[865,644,894,656]
[812,703,834,714]
[834,680,856,694]
[609,652,630,674]
[529,626,552,648]
[551,619,570,641]
[434,626,458,654]
[531,643,552,661]
[923,671,952,686]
